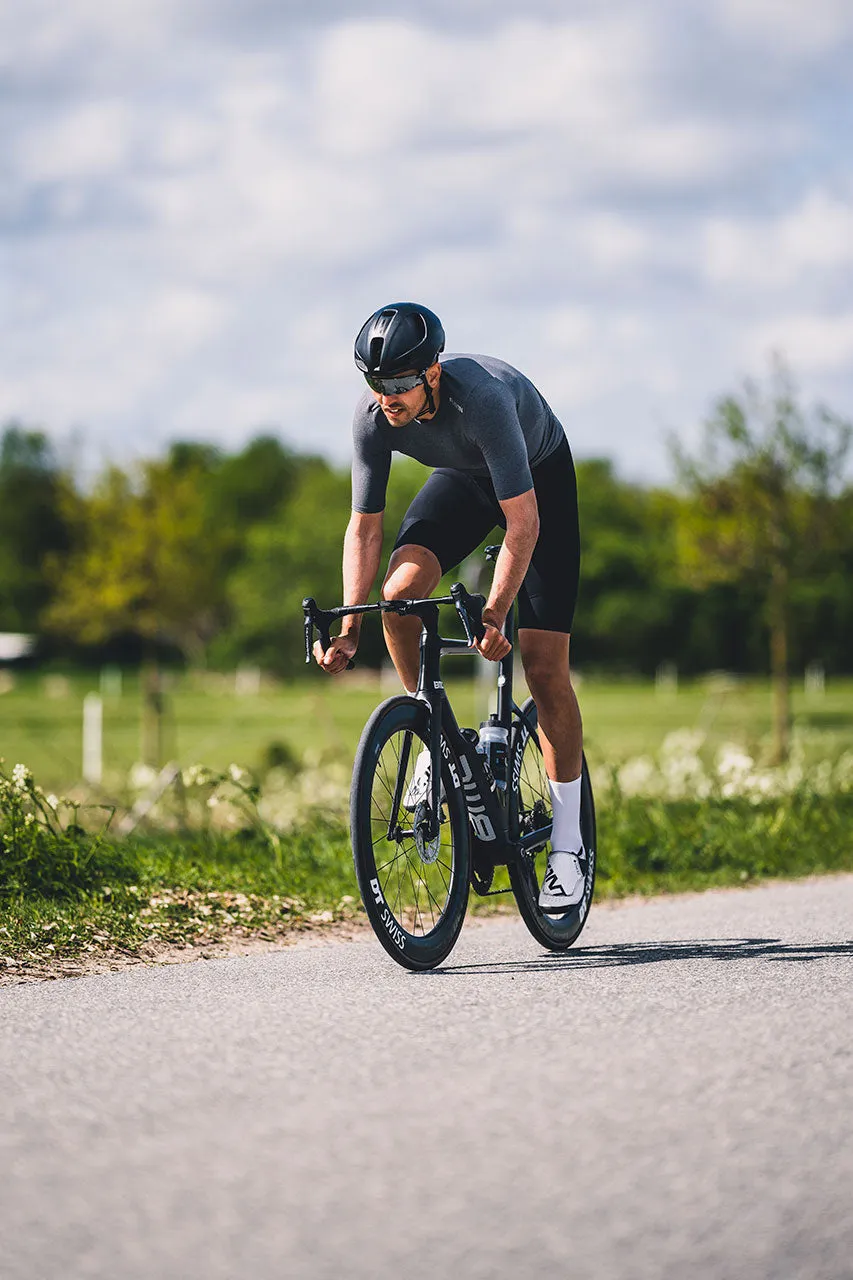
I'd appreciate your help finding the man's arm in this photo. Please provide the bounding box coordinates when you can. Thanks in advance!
[341,510,384,638]
[314,510,384,672]
[477,487,540,661]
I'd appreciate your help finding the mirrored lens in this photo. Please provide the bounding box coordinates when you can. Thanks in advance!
[365,373,423,395]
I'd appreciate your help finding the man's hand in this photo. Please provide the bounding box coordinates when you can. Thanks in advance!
[313,633,358,674]
[474,611,512,662]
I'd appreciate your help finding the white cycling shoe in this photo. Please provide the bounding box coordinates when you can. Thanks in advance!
[404,748,438,810]
[538,850,585,913]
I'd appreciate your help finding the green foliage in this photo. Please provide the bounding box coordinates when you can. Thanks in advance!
[574,459,680,670]
[672,360,851,589]
[0,820,357,972]
[1,368,851,679]
[672,360,852,757]
[0,762,124,898]
[598,789,853,895]
[218,455,432,673]
[0,423,71,631]
[45,455,231,662]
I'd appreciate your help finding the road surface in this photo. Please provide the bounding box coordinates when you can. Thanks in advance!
[2,875,852,1279]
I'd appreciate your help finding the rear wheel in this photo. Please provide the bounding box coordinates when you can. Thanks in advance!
[350,696,470,971]
[507,697,596,950]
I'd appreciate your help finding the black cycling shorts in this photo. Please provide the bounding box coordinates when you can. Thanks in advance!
[393,436,580,633]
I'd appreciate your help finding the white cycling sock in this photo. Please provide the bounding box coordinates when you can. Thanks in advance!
[549,776,582,853]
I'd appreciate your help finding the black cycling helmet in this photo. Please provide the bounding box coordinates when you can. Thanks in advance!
[354,302,445,378]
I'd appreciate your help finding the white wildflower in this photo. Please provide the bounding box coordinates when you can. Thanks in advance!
[182,764,214,788]
[833,752,853,792]
[617,756,657,796]
[12,763,32,792]
[228,763,249,785]
[712,747,753,793]
[660,730,711,799]
[661,729,706,760]
[129,762,157,791]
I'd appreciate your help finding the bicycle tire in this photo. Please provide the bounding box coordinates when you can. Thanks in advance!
[507,696,596,950]
[350,695,470,971]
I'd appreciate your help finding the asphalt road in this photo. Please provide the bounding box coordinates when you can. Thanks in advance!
[2,875,852,1280]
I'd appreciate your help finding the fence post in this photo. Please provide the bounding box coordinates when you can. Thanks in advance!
[83,692,103,785]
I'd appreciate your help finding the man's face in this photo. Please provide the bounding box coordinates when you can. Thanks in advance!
[368,363,441,427]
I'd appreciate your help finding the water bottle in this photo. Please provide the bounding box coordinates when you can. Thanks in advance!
[478,716,509,788]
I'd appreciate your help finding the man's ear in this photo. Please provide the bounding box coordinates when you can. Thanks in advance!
[426,362,442,388]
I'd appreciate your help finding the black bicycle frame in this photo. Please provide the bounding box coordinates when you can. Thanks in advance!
[302,584,551,867]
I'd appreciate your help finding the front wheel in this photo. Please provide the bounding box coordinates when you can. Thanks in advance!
[507,696,596,951]
[350,696,470,971]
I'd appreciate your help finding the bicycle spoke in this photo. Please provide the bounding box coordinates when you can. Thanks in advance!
[374,845,409,875]
[407,861,422,933]
[420,871,445,921]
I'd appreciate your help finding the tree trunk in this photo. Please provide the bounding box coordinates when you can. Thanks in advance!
[768,567,790,764]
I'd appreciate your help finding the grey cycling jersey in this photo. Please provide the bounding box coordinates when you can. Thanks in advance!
[351,354,566,514]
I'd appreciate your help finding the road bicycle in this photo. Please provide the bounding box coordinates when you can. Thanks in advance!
[302,547,596,971]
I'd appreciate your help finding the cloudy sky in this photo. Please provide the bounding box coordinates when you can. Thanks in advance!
[3,0,852,482]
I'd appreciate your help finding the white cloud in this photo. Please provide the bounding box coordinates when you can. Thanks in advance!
[716,0,853,56]
[703,191,853,292]
[14,101,132,184]
[1,3,852,482]
[745,312,853,375]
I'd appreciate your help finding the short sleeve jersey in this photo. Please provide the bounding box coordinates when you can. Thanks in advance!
[351,354,566,514]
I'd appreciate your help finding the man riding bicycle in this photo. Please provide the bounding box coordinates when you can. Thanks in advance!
[315,302,585,913]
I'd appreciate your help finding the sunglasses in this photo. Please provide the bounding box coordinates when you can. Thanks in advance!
[364,372,425,396]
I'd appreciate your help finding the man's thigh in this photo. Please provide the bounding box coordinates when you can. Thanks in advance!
[394,468,502,573]
[518,440,580,634]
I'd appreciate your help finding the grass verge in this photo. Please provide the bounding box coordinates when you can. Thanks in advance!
[0,820,357,981]
[3,789,853,982]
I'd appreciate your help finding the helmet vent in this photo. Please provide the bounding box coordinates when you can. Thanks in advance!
[369,336,384,369]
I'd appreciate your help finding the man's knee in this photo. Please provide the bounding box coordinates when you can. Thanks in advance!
[520,633,572,701]
[382,544,441,601]
[525,664,568,705]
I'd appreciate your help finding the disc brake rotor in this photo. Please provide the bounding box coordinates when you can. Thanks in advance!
[413,802,441,864]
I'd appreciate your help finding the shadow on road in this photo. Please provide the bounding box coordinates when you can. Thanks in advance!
[431,937,853,976]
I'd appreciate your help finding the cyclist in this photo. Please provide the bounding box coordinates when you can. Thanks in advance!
[315,302,585,912]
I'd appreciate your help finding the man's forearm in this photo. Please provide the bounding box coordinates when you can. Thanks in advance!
[486,514,539,624]
[341,517,384,638]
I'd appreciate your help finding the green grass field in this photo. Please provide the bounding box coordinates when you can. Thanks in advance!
[1,667,851,797]
[3,668,852,975]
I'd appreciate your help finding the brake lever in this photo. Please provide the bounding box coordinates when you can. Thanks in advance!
[302,598,356,671]
[450,583,486,645]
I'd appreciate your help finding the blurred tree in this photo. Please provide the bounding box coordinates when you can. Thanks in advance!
[222,459,352,674]
[672,359,851,761]
[206,436,303,546]
[573,459,681,672]
[0,423,71,632]
[220,456,430,674]
[46,452,231,763]
[47,454,230,663]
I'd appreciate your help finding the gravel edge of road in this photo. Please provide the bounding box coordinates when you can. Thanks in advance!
[4,870,853,987]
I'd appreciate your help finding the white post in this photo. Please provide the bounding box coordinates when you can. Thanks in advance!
[83,692,103,785]
[804,662,825,698]
[235,664,261,696]
[656,661,678,696]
